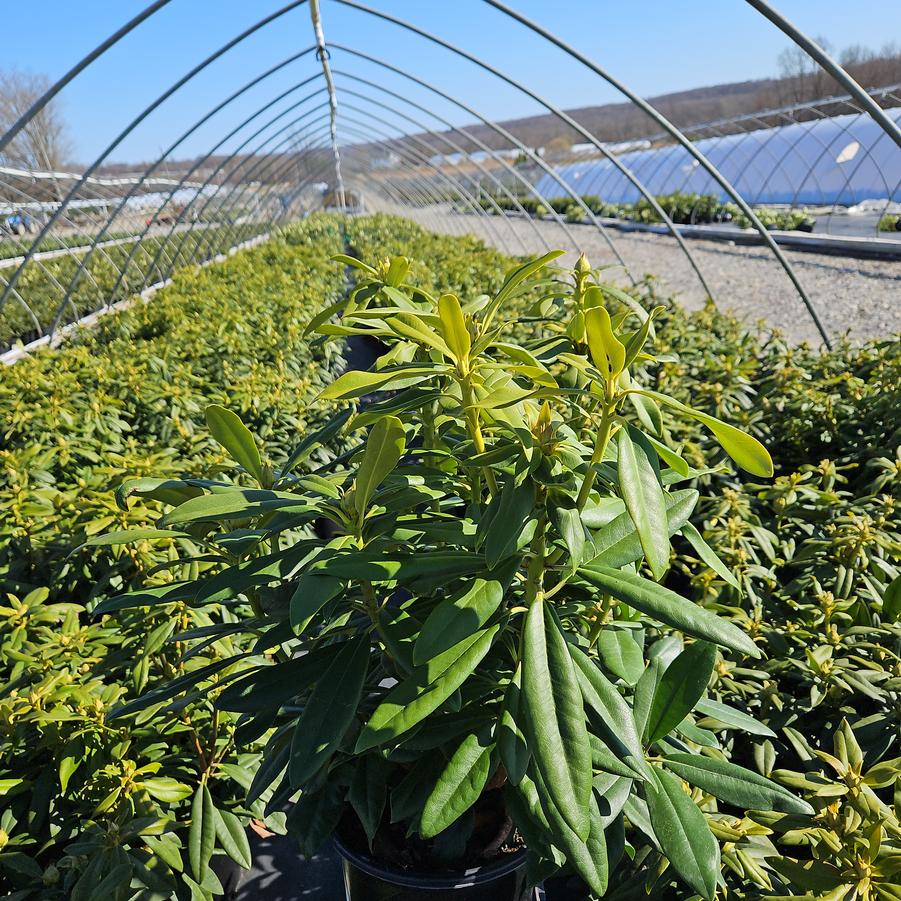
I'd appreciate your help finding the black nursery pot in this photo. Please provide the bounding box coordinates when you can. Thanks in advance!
[333,836,533,901]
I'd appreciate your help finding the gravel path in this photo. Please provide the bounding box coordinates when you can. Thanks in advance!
[368,202,900,345]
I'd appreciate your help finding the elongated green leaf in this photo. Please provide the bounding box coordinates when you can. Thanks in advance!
[484,251,565,327]
[281,409,352,477]
[320,366,435,401]
[498,666,529,786]
[353,415,405,519]
[385,313,452,356]
[484,477,536,568]
[662,753,813,814]
[571,645,654,782]
[534,766,609,897]
[84,528,189,547]
[414,572,508,665]
[214,809,252,869]
[356,625,499,751]
[644,641,716,743]
[286,782,345,858]
[159,488,313,527]
[555,504,587,572]
[644,433,689,477]
[437,292,471,364]
[110,655,252,719]
[206,405,265,484]
[330,253,378,276]
[635,389,774,477]
[577,565,760,658]
[645,768,720,900]
[694,698,776,738]
[348,755,388,846]
[617,428,669,580]
[289,573,343,632]
[597,628,645,685]
[585,489,697,569]
[188,784,216,881]
[289,637,370,785]
[521,602,591,840]
[420,729,494,838]
[585,299,626,380]
[681,523,740,589]
[216,651,331,713]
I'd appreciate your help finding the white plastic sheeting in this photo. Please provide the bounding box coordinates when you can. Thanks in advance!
[533,108,901,206]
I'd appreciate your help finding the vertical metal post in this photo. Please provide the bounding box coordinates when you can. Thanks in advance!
[310,0,346,209]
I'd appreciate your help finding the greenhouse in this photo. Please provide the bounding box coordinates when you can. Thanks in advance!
[534,106,901,206]
[0,2,899,900]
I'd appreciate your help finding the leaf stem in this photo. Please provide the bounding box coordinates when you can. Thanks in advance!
[576,384,617,512]
[461,375,498,497]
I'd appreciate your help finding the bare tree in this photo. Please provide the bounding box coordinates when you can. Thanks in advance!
[777,36,834,104]
[0,69,73,172]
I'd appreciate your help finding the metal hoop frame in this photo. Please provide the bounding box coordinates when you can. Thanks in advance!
[3,0,900,354]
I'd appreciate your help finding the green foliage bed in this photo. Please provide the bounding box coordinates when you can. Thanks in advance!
[0,222,271,352]
[0,213,898,899]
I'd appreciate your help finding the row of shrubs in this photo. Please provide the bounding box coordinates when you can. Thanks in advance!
[0,213,898,898]
[470,191,818,232]
[0,222,271,352]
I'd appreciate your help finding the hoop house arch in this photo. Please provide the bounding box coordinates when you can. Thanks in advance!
[1,0,900,357]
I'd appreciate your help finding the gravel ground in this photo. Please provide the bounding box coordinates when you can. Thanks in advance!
[367,202,900,346]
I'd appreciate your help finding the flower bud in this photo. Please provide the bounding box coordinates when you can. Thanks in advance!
[575,252,591,275]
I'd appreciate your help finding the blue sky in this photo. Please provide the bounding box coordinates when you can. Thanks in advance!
[3,1,899,165]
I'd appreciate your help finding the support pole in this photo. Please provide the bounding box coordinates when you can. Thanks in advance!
[310,0,346,209]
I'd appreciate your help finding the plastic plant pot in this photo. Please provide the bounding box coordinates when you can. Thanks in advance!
[333,835,534,901]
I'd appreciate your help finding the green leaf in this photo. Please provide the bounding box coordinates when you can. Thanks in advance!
[319,366,435,400]
[484,251,565,327]
[348,755,388,846]
[644,641,716,743]
[354,415,406,518]
[281,409,353,477]
[414,569,511,665]
[437,293,471,364]
[694,698,776,737]
[585,488,697,569]
[289,637,370,785]
[498,666,530,786]
[83,528,190,547]
[596,628,645,685]
[571,645,654,782]
[555,504,588,572]
[286,781,344,858]
[205,405,266,485]
[289,573,344,633]
[534,767,609,897]
[484,476,535,568]
[521,602,591,840]
[883,575,901,622]
[420,729,494,838]
[635,389,774,477]
[617,427,669,580]
[141,776,192,803]
[214,808,252,868]
[356,625,499,751]
[681,522,740,589]
[662,753,813,814]
[585,300,626,380]
[577,565,760,658]
[188,784,216,881]
[645,768,720,900]
[158,488,313,527]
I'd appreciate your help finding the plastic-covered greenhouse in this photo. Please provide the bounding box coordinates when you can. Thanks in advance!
[535,107,901,206]
[0,3,899,901]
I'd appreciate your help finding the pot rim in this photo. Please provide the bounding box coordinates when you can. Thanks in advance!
[332,835,527,889]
